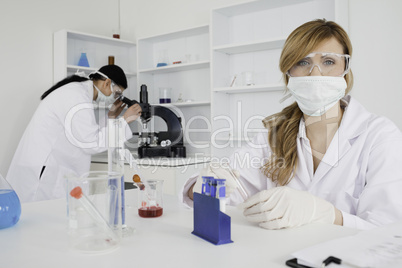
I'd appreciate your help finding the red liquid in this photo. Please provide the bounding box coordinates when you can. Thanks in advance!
[138,206,163,218]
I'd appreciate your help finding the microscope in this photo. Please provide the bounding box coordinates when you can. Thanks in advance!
[119,84,186,158]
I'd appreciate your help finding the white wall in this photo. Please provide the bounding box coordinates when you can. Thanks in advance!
[348,0,402,125]
[1,0,401,177]
[0,0,121,177]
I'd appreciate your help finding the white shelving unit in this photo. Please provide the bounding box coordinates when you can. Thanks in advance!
[210,0,349,157]
[53,29,137,100]
[213,37,287,55]
[66,65,136,77]
[158,101,210,107]
[136,25,211,156]
[213,83,285,94]
[137,25,210,104]
[138,61,209,75]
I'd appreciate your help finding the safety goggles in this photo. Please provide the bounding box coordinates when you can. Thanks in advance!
[90,71,123,98]
[111,82,123,99]
[287,52,350,77]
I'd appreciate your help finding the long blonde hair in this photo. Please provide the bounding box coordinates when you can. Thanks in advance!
[261,19,354,185]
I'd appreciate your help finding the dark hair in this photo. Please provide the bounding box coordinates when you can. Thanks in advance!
[40,75,89,100]
[41,65,127,100]
[95,65,127,89]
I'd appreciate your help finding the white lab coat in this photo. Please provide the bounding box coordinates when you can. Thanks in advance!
[228,95,402,230]
[7,80,131,202]
[181,96,402,230]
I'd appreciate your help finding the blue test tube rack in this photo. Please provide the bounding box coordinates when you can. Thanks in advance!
[192,190,233,245]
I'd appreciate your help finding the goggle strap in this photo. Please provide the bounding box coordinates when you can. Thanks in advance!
[89,71,109,80]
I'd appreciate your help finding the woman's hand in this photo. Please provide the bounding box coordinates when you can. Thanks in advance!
[238,187,337,229]
[108,100,126,118]
[123,103,142,123]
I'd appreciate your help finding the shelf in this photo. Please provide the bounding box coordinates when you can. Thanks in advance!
[154,101,210,107]
[213,37,286,55]
[138,61,210,74]
[67,65,136,77]
[213,84,285,94]
[66,30,136,47]
[55,29,137,87]
[139,25,209,43]
[214,0,312,16]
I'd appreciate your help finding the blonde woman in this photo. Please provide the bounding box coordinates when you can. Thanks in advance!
[184,19,402,230]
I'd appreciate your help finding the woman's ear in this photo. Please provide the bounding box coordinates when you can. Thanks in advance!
[105,78,112,88]
[100,78,111,91]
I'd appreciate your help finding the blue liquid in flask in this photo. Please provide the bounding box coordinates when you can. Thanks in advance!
[0,189,21,229]
[78,53,90,67]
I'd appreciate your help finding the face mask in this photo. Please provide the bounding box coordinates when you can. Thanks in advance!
[287,76,347,116]
[94,85,115,105]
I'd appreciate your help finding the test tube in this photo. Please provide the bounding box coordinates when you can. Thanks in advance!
[202,176,214,196]
[215,179,226,213]
[70,186,119,242]
[201,177,207,195]
[230,171,249,201]
[209,179,217,198]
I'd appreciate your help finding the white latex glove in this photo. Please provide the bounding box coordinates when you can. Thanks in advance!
[193,163,240,198]
[238,187,335,229]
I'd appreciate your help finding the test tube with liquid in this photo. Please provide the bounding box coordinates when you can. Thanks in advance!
[215,179,226,213]
[202,176,214,196]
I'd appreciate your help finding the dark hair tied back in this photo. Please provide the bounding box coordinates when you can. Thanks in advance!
[40,75,89,100]
[40,65,127,100]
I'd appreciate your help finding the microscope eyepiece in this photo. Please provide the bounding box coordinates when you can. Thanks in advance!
[140,84,148,103]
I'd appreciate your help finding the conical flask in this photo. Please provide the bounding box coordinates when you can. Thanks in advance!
[0,173,21,229]
[78,52,90,67]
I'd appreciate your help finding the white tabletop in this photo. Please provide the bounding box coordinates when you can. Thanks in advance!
[0,190,359,268]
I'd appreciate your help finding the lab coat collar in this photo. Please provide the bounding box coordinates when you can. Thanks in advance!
[296,95,365,140]
[297,95,371,184]
[297,95,369,147]
[82,80,94,101]
[338,95,371,140]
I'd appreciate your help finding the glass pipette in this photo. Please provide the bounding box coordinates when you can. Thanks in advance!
[70,186,119,242]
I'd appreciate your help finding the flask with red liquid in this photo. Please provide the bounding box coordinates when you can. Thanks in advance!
[138,179,164,218]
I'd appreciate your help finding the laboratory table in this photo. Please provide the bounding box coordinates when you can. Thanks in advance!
[0,190,359,268]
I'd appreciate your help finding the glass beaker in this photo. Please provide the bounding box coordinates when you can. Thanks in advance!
[138,180,164,218]
[112,28,120,39]
[156,49,169,67]
[66,171,122,253]
[242,71,254,86]
[0,173,21,229]
[159,88,172,103]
